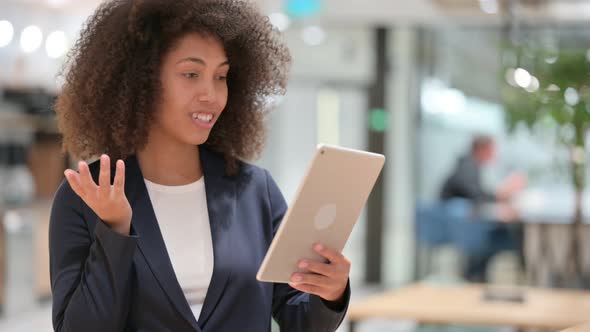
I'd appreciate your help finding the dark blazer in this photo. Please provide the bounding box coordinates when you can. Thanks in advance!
[440,155,496,202]
[49,145,350,332]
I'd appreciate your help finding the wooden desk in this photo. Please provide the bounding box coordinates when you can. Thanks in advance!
[348,283,590,331]
[560,322,590,332]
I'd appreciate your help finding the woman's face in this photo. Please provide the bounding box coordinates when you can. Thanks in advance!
[153,32,229,147]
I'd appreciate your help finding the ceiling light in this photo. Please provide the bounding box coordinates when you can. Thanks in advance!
[545,56,558,64]
[564,87,579,106]
[514,68,532,88]
[505,68,517,87]
[302,25,325,46]
[46,30,67,59]
[21,25,43,53]
[47,0,69,8]
[0,20,14,48]
[479,0,499,14]
[525,76,540,93]
[269,12,291,32]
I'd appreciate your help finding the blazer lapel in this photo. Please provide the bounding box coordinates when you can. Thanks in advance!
[197,146,235,328]
[124,155,201,331]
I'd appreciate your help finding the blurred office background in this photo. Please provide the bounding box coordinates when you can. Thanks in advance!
[1,0,590,331]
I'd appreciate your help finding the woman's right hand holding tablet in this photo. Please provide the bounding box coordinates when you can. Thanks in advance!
[64,154,132,235]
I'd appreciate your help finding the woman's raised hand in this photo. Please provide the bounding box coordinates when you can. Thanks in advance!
[64,154,132,235]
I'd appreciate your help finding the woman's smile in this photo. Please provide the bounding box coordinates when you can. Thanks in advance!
[190,112,216,129]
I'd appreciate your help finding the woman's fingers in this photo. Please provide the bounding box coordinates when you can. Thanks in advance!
[298,259,335,277]
[78,161,97,192]
[290,272,331,288]
[313,244,348,266]
[113,159,126,195]
[70,156,120,199]
[64,169,85,198]
[98,154,111,195]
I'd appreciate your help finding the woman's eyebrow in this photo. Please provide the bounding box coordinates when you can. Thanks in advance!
[176,57,229,67]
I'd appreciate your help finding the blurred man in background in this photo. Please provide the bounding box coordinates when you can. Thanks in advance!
[441,135,525,202]
[441,135,526,282]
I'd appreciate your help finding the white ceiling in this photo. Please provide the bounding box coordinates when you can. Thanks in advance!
[7,0,102,12]
[257,0,590,25]
[6,0,590,24]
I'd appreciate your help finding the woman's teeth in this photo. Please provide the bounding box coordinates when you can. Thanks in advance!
[192,113,213,122]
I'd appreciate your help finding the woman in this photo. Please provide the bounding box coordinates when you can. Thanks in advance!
[49,0,351,331]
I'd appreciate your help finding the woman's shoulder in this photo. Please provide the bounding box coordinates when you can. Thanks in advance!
[239,160,267,177]
[236,161,275,194]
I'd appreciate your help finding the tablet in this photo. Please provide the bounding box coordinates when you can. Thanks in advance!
[256,144,385,283]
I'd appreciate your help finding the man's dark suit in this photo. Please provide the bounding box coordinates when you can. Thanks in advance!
[440,155,495,202]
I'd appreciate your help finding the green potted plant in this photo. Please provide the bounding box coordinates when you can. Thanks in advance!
[502,45,590,286]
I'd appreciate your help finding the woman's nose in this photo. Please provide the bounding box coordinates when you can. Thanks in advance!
[198,83,216,103]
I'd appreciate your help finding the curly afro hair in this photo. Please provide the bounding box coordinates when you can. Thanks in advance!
[55,0,291,174]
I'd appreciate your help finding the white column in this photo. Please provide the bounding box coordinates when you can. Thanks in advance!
[383,26,418,287]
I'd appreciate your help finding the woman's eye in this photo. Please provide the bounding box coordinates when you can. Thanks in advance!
[217,76,227,81]
[183,73,198,79]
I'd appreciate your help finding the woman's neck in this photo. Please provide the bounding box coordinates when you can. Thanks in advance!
[136,132,203,186]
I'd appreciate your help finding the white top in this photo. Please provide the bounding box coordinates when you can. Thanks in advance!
[144,176,213,322]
